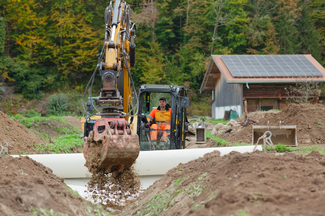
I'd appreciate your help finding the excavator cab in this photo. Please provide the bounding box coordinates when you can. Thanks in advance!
[137,84,189,150]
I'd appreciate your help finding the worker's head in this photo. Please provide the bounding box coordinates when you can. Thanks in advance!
[159,97,167,109]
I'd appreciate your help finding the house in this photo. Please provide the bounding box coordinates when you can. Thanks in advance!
[200,55,325,119]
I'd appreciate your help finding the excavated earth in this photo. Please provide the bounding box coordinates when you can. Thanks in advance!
[83,132,141,210]
[224,103,325,145]
[123,150,325,216]
[0,156,107,215]
[0,111,46,155]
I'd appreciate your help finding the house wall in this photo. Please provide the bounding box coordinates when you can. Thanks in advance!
[212,75,243,119]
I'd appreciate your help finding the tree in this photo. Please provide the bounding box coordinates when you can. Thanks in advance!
[276,13,301,54]
[296,6,322,62]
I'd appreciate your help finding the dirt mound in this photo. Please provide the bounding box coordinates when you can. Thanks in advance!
[62,116,83,131]
[0,111,45,155]
[0,156,107,215]
[225,103,325,145]
[123,150,325,216]
[236,109,280,123]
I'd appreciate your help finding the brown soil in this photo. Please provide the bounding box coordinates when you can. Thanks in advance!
[123,150,325,216]
[236,109,280,123]
[83,133,140,210]
[0,156,108,215]
[0,111,45,155]
[62,116,83,131]
[224,103,325,145]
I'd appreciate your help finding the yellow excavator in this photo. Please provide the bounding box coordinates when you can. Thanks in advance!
[82,0,139,174]
[82,0,190,174]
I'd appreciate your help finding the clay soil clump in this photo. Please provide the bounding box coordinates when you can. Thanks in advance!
[124,150,325,216]
[0,111,45,155]
[224,103,325,145]
[0,156,107,215]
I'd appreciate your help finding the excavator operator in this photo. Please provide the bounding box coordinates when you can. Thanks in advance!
[147,97,171,143]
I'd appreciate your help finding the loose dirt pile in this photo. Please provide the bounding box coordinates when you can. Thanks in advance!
[0,156,108,215]
[224,103,325,145]
[123,150,325,216]
[0,111,45,155]
[83,133,140,210]
[236,109,280,123]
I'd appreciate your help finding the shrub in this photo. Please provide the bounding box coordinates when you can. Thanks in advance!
[48,93,68,115]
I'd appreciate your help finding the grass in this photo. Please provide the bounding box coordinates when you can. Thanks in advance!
[190,117,228,125]
[10,113,83,154]
[231,142,252,146]
[31,203,111,216]
[287,146,325,155]
[66,186,81,197]
[135,190,175,216]
[205,131,228,146]
[11,114,62,128]
[135,172,210,216]
[35,134,83,153]
[266,144,291,152]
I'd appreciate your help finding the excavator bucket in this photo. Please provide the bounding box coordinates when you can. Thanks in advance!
[252,124,297,147]
[83,118,140,173]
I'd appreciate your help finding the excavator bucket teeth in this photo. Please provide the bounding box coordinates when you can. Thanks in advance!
[83,118,140,173]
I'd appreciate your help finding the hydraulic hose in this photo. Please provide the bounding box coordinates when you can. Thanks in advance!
[123,52,138,117]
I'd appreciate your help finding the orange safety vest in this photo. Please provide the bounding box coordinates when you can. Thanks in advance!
[148,107,171,142]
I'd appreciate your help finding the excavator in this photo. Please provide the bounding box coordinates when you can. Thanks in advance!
[82,0,189,174]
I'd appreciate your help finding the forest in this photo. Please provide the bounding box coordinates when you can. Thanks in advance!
[0,0,324,101]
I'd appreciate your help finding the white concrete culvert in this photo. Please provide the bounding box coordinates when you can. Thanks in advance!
[11,146,262,198]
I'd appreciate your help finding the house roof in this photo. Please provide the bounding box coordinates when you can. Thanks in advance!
[200,55,325,91]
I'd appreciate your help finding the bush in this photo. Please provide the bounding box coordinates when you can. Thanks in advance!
[48,93,69,115]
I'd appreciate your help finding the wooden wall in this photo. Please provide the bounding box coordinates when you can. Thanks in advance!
[243,84,290,112]
[212,76,243,117]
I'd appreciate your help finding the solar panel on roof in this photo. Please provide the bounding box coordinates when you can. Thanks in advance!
[221,55,323,78]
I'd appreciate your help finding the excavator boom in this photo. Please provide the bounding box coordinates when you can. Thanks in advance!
[82,0,139,174]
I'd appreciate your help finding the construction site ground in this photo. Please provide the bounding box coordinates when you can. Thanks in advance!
[0,103,325,215]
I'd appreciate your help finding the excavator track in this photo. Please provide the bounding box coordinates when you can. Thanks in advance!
[83,118,140,174]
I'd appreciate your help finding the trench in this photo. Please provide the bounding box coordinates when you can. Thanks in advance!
[12,146,261,200]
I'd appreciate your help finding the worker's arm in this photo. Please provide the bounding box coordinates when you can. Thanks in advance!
[147,109,156,126]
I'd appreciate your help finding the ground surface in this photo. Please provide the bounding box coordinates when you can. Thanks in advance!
[0,111,45,155]
[0,156,108,215]
[122,150,325,216]
[223,103,325,145]
[1,103,325,215]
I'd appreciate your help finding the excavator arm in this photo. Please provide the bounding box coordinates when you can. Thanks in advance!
[82,0,139,174]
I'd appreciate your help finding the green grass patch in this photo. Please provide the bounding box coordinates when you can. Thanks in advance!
[135,190,175,216]
[190,117,228,125]
[174,178,184,186]
[317,120,323,126]
[35,134,83,153]
[231,142,252,146]
[205,132,227,146]
[11,114,63,128]
[66,186,81,197]
[205,131,214,139]
[266,144,291,152]
[287,146,325,155]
